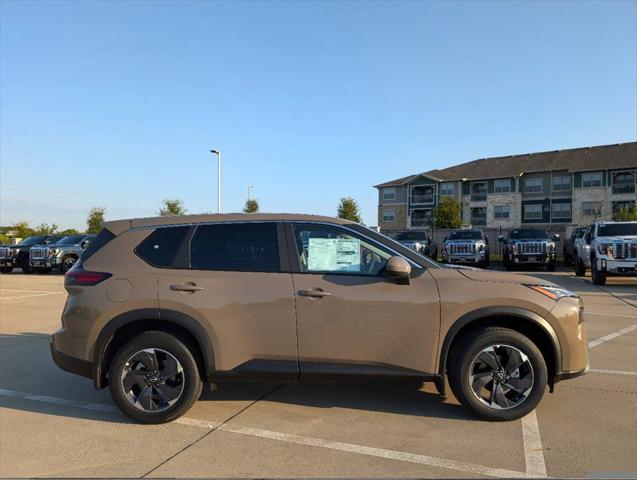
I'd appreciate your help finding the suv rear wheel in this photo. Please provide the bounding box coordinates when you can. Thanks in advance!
[108,331,203,424]
[448,327,547,421]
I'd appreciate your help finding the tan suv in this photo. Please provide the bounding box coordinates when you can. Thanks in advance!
[51,214,589,424]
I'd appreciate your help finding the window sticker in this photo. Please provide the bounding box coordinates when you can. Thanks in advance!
[307,238,361,272]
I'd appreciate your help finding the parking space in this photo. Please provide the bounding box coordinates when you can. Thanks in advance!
[1,269,636,478]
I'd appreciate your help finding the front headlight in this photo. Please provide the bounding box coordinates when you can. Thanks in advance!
[48,248,59,257]
[526,284,579,301]
[477,243,485,252]
[414,242,421,250]
[8,249,17,257]
[597,244,614,258]
[548,242,556,252]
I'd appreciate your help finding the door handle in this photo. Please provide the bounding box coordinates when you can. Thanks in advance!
[298,288,332,298]
[170,283,204,292]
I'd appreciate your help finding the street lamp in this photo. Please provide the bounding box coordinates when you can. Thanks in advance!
[248,185,253,200]
[210,149,221,213]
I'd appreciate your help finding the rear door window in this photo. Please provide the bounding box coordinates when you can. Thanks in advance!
[190,223,280,272]
[136,226,190,268]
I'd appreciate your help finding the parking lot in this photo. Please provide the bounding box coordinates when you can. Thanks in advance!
[0,269,635,478]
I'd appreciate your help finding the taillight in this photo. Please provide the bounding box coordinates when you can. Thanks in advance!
[65,268,112,286]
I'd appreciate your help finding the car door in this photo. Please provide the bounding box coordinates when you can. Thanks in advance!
[156,222,298,379]
[287,222,440,378]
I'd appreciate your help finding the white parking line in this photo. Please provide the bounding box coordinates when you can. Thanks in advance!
[0,292,64,300]
[521,411,547,478]
[585,312,637,319]
[0,289,64,294]
[588,324,637,348]
[590,368,637,377]
[0,388,534,478]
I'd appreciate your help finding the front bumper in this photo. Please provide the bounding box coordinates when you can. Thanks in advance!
[0,258,15,266]
[443,254,485,264]
[597,258,637,276]
[29,256,62,268]
[50,337,93,380]
[512,253,555,264]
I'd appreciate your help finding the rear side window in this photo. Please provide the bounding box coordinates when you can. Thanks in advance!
[81,228,116,262]
[190,223,280,272]
[136,226,189,268]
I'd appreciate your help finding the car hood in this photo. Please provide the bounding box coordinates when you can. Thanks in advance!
[597,236,637,242]
[456,268,558,287]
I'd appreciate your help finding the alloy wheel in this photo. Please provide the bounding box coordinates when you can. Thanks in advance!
[120,348,185,412]
[468,344,534,410]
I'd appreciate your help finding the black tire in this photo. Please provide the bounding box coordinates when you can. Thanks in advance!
[19,255,32,274]
[61,255,78,274]
[0,267,12,274]
[546,261,556,272]
[575,256,586,277]
[448,327,548,421]
[591,257,606,285]
[108,331,203,424]
[563,249,572,267]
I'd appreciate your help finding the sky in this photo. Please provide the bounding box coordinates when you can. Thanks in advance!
[1,0,636,230]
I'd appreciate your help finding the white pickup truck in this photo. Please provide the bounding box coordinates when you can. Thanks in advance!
[575,221,637,284]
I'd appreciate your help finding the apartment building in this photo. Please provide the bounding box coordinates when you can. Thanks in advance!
[375,142,637,231]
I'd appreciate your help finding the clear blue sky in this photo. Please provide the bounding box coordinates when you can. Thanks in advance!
[1,0,635,230]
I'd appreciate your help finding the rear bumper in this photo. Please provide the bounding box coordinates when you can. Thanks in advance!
[50,339,93,380]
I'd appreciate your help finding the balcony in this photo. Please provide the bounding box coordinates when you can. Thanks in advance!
[613,183,635,195]
[411,194,434,204]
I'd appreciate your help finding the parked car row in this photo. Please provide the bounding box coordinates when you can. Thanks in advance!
[0,234,95,274]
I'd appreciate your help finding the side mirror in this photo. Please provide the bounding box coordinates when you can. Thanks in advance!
[443,236,448,242]
[80,240,90,249]
[384,256,411,285]
[427,236,433,244]
[484,236,489,244]
[585,232,592,245]
[498,235,505,243]
[552,234,560,242]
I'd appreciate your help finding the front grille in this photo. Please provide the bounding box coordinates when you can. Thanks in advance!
[0,247,9,259]
[448,243,476,255]
[613,243,637,260]
[30,247,48,260]
[516,242,547,254]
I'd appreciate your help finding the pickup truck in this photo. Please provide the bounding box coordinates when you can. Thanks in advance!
[442,229,490,268]
[395,231,439,260]
[29,234,95,273]
[563,226,587,267]
[581,221,637,285]
[0,235,62,273]
[499,229,560,271]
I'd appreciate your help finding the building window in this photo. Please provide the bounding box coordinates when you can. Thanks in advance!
[410,209,432,227]
[524,178,543,193]
[494,179,511,193]
[471,207,487,226]
[612,172,635,194]
[582,172,603,188]
[440,182,454,196]
[382,188,396,201]
[552,203,571,219]
[382,209,396,222]
[524,204,543,220]
[411,186,434,204]
[552,175,571,192]
[470,182,487,201]
[612,201,636,220]
[582,202,602,216]
[494,205,510,219]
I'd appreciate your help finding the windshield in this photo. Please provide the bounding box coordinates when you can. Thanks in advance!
[509,229,548,240]
[448,231,482,240]
[396,231,427,241]
[598,223,637,237]
[56,235,85,245]
[19,236,47,245]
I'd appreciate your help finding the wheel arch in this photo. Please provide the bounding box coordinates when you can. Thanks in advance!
[93,309,214,389]
[437,307,561,394]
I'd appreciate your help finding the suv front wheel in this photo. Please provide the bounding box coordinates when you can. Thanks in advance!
[448,327,547,421]
[108,331,203,424]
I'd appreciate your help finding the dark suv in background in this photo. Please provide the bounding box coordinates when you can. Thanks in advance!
[395,231,438,260]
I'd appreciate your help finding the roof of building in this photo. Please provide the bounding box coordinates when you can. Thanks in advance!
[374,142,637,187]
[104,213,353,235]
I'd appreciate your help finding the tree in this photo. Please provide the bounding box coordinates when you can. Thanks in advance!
[615,205,637,221]
[433,197,462,228]
[159,198,187,216]
[58,228,81,236]
[86,207,106,234]
[337,197,362,223]
[33,223,58,235]
[243,198,259,214]
[11,221,34,238]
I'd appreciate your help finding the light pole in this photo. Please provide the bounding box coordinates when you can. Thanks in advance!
[248,185,253,200]
[210,149,221,213]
